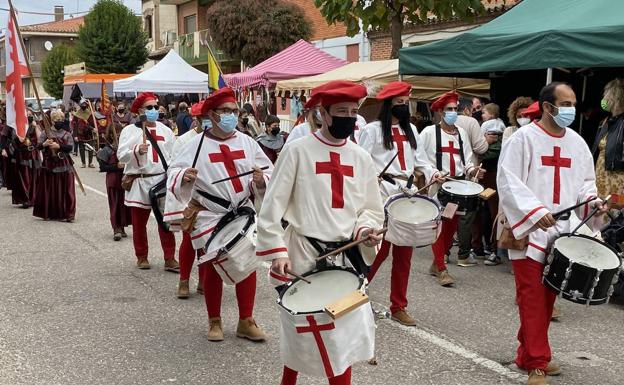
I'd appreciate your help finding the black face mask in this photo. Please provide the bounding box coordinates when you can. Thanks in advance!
[117,109,125,114]
[391,104,410,121]
[28,116,34,124]
[270,127,280,136]
[472,110,483,122]
[54,121,64,130]
[158,113,165,119]
[242,117,249,125]
[328,116,357,139]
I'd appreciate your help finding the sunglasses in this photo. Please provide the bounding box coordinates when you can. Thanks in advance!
[143,105,157,110]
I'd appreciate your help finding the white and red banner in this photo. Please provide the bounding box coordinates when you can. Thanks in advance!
[5,9,29,140]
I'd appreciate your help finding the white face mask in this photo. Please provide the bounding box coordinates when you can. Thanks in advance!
[516,117,531,127]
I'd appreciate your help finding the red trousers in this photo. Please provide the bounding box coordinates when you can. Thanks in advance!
[130,207,176,260]
[198,261,256,319]
[512,258,556,371]
[367,240,413,314]
[431,216,459,271]
[281,366,351,385]
[179,232,203,281]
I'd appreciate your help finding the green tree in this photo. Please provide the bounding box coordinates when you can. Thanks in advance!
[75,0,148,73]
[314,0,489,59]
[206,0,311,67]
[41,44,78,99]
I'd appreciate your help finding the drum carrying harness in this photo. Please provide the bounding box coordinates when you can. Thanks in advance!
[435,124,465,172]
[146,129,170,231]
[305,237,369,276]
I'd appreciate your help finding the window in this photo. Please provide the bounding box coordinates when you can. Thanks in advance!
[145,15,153,39]
[346,43,359,62]
[184,14,196,34]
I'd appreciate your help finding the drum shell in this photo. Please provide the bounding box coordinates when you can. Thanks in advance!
[384,194,441,247]
[210,225,259,285]
[543,235,622,305]
[148,178,169,231]
[437,188,479,212]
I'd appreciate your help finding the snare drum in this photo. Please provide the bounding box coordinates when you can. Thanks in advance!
[199,207,259,285]
[277,267,375,378]
[543,234,622,305]
[437,180,484,212]
[384,193,441,247]
[149,178,169,231]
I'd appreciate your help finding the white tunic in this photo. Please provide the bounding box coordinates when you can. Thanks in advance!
[497,121,601,263]
[166,131,273,251]
[359,121,437,199]
[285,115,367,145]
[418,124,476,178]
[256,131,384,279]
[117,121,175,209]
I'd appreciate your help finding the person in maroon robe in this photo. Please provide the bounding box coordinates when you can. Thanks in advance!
[256,115,288,163]
[97,125,131,240]
[33,110,76,221]
[11,116,39,208]
[0,120,15,191]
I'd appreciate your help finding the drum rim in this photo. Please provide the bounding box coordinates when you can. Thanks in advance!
[276,266,364,315]
[439,180,484,196]
[552,232,622,269]
[385,193,442,223]
[204,208,255,255]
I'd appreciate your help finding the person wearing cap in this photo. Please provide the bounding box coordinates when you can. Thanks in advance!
[256,80,384,385]
[285,106,367,145]
[359,81,441,326]
[166,87,273,342]
[418,91,483,286]
[117,92,178,272]
[165,100,208,299]
[71,98,96,168]
[256,115,288,163]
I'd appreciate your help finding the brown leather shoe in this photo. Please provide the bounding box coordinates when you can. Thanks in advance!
[113,229,122,241]
[545,362,562,376]
[177,279,190,299]
[207,317,224,342]
[164,258,180,273]
[527,369,548,385]
[551,305,562,320]
[436,269,455,287]
[391,310,417,326]
[196,280,204,295]
[136,257,151,269]
[236,317,267,342]
[429,263,438,276]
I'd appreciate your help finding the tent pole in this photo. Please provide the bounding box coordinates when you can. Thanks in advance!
[579,75,588,135]
[546,68,553,85]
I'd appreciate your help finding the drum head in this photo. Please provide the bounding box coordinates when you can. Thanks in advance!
[280,269,361,314]
[210,215,250,249]
[441,180,484,196]
[387,196,440,223]
[554,235,621,270]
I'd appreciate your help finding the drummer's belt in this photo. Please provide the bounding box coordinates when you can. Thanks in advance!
[305,237,369,276]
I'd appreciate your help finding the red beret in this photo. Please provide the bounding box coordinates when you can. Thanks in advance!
[305,80,367,109]
[190,100,205,117]
[376,81,412,100]
[201,87,237,114]
[130,92,158,114]
[521,101,541,120]
[430,91,459,112]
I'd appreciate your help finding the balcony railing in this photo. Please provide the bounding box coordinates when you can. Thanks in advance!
[175,29,231,66]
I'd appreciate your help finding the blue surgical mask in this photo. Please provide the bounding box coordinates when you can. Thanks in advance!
[145,109,159,122]
[201,119,212,130]
[443,111,458,125]
[549,105,576,128]
[218,113,238,133]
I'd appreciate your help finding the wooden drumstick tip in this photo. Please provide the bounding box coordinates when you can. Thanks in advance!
[285,268,311,284]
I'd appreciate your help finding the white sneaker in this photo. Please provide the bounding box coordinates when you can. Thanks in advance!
[457,255,478,267]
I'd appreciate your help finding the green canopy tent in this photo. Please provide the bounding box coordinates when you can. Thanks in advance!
[399,0,624,77]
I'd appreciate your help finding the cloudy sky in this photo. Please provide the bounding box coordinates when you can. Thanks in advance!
[0,0,142,30]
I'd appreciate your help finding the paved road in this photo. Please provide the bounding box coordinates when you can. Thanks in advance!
[1,159,623,385]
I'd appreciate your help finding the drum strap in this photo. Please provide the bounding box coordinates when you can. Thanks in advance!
[196,189,231,209]
[305,237,369,276]
[145,130,168,171]
[435,124,465,172]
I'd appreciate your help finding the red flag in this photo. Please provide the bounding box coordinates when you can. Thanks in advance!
[5,7,29,140]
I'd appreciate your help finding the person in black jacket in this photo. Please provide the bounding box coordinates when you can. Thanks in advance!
[593,78,624,207]
[175,102,192,136]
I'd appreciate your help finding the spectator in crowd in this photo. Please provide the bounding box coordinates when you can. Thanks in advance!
[503,97,533,143]
[157,105,172,129]
[175,102,193,136]
[256,115,287,163]
[237,108,257,137]
[471,97,484,123]
[243,103,262,135]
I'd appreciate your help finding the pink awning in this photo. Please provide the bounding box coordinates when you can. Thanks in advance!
[224,39,348,89]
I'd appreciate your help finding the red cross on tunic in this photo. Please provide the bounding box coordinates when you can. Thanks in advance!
[209,144,246,193]
[440,141,460,176]
[296,315,336,378]
[541,146,571,204]
[391,127,408,170]
[315,151,354,209]
[148,129,165,163]
[212,257,235,284]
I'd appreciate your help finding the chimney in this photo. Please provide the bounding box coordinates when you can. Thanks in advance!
[54,6,64,22]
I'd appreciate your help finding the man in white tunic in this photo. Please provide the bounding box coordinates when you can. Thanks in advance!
[359,81,441,326]
[166,88,273,342]
[417,91,483,286]
[256,80,384,385]
[117,92,178,271]
[497,82,607,385]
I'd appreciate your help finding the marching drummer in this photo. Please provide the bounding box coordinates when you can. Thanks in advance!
[498,82,607,385]
[417,91,483,286]
[256,80,384,385]
[166,87,273,342]
[117,92,178,272]
[359,81,442,326]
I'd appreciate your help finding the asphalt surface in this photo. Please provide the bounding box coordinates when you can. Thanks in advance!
[1,157,623,385]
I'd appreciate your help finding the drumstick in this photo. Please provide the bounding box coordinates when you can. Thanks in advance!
[378,152,399,178]
[315,228,388,262]
[414,172,449,195]
[285,268,311,284]
[552,196,599,220]
[212,166,269,184]
[471,163,482,182]
[569,195,611,236]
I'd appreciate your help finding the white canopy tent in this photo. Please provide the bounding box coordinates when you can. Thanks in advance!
[113,50,209,93]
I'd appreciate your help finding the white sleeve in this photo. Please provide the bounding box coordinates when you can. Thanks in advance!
[574,146,603,232]
[470,119,489,155]
[357,123,375,153]
[117,124,146,169]
[249,141,275,212]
